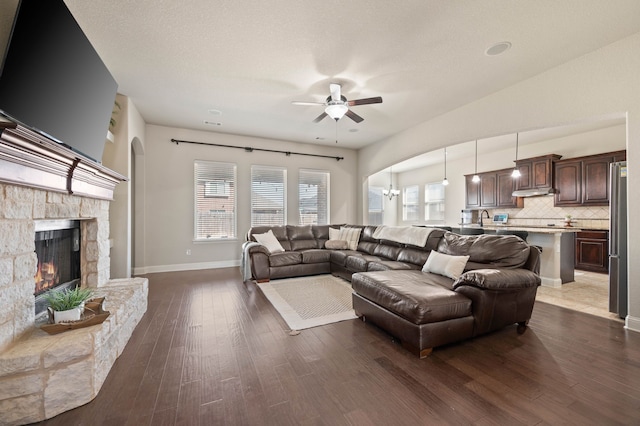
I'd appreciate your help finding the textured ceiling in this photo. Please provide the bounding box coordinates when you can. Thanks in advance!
[63,0,640,150]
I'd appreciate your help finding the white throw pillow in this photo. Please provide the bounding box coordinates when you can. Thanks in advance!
[253,230,285,254]
[422,251,470,279]
[328,227,341,240]
[325,239,349,250]
[339,227,362,251]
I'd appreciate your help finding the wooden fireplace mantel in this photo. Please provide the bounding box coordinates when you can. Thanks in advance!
[0,121,126,200]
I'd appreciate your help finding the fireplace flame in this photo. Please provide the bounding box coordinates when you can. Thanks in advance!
[34,261,59,295]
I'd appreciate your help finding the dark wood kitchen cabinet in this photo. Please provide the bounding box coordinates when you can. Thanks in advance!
[554,150,626,207]
[515,154,562,191]
[465,168,523,209]
[496,168,520,208]
[575,230,608,273]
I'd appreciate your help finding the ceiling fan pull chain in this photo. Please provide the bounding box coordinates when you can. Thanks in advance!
[335,120,338,143]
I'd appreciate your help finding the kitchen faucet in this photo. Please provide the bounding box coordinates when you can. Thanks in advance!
[479,210,490,227]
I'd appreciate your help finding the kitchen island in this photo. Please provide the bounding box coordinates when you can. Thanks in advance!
[428,224,580,287]
[481,225,579,287]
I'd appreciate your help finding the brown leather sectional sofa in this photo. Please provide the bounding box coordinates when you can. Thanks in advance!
[246,224,541,357]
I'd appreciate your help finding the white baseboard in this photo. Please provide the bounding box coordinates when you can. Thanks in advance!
[540,277,562,288]
[625,315,640,333]
[133,260,240,275]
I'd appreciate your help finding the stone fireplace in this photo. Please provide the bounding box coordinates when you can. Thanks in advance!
[0,122,148,424]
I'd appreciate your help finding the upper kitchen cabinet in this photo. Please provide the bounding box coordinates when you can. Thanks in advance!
[554,150,626,207]
[515,154,562,191]
[465,168,522,209]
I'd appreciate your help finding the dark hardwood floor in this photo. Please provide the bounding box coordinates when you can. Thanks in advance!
[35,268,640,425]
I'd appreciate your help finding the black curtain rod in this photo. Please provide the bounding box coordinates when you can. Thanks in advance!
[170,138,344,161]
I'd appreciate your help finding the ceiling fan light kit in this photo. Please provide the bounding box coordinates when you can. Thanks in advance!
[325,103,348,120]
[293,83,382,124]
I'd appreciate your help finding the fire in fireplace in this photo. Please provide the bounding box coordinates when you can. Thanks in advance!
[34,220,81,318]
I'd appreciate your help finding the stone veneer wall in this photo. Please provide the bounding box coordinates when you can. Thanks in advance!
[484,195,610,229]
[0,182,149,424]
[0,183,111,350]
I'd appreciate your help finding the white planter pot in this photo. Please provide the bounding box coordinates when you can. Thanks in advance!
[53,307,83,323]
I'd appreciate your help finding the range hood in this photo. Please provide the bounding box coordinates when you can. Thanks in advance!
[512,188,557,197]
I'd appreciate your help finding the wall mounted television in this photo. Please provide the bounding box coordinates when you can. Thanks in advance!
[0,0,117,163]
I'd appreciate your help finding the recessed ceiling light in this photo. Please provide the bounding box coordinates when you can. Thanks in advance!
[204,120,222,126]
[208,109,222,116]
[485,41,512,56]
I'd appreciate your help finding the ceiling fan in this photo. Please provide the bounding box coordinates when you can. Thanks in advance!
[292,83,382,123]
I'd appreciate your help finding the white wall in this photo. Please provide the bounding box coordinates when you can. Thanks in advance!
[358,32,640,331]
[102,95,146,279]
[136,125,357,274]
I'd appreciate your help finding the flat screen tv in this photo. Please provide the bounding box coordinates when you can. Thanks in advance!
[0,0,117,163]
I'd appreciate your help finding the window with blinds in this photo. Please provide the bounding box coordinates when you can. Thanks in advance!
[368,186,384,225]
[299,169,330,225]
[251,165,286,226]
[194,161,236,240]
[425,182,445,222]
[403,185,420,222]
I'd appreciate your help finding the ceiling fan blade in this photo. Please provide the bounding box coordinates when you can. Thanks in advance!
[313,112,328,123]
[348,96,383,106]
[292,101,325,106]
[329,83,341,102]
[345,109,364,123]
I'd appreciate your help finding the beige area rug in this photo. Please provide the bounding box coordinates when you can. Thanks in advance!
[258,275,357,331]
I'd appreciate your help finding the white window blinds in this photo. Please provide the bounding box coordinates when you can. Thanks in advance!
[299,169,330,225]
[194,161,236,240]
[403,185,420,222]
[425,182,445,222]
[251,165,286,226]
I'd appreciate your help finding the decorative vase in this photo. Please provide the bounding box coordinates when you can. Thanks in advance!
[53,306,83,323]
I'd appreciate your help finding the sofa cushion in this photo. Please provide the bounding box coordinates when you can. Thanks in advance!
[437,233,530,268]
[397,247,430,267]
[286,225,317,251]
[367,260,418,272]
[253,230,285,254]
[269,251,302,267]
[301,249,331,264]
[352,270,471,325]
[422,251,469,279]
[373,243,402,261]
[346,254,383,271]
[313,225,332,248]
[330,250,362,267]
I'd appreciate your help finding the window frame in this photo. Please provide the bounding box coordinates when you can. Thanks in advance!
[194,160,237,241]
[251,165,287,227]
[402,184,420,222]
[424,181,446,223]
[298,169,330,225]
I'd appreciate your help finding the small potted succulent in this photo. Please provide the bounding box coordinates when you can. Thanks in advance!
[45,287,94,323]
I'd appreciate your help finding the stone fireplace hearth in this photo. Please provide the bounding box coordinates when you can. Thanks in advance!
[0,122,148,424]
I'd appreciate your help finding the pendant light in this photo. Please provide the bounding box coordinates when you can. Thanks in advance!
[511,133,521,178]
[382,167,400,200]
[472,139,480,183]
[442,147,449,186]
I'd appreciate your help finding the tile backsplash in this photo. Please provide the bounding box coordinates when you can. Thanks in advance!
[485,195,609,229]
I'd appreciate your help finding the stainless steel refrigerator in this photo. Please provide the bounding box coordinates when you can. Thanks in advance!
[609,161,627,319]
